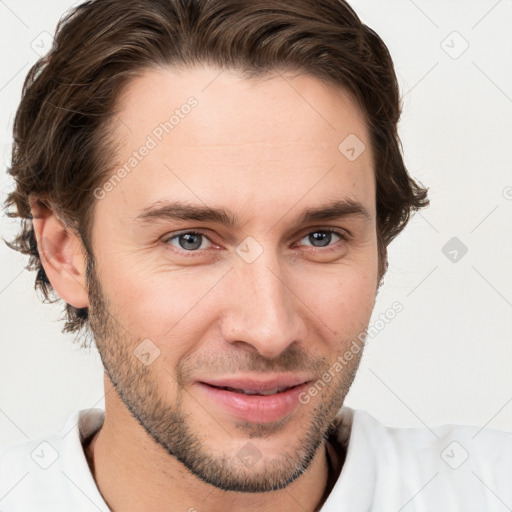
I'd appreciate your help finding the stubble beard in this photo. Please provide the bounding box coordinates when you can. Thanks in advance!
[85,256,362,492]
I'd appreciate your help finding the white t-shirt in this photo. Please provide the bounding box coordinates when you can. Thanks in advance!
[1,406,511,511]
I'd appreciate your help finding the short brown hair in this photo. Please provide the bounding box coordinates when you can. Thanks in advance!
[3,0,429,344]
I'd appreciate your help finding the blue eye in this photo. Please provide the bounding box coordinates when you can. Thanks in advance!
[299,229,345,249]
[165,231,210,252]
[163,228,348,256]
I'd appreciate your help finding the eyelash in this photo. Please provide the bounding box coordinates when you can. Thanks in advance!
[162,228,349,257]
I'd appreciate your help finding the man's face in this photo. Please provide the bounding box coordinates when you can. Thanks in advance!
[86,66,379,492]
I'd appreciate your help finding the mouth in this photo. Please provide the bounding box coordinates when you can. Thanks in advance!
[203,383,303,396]
[199,375,311,395]
[195,375,312,423]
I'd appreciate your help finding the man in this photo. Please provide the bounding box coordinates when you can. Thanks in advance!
[1,0,510,510]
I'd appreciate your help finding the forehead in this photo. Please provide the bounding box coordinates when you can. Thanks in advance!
[98,65,375,225]
[114,65,370,148]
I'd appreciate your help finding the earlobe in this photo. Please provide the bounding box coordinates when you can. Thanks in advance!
[29,197,89,309]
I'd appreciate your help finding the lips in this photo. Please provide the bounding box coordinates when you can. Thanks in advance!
[196,376,312,423]
[199,375,310,395]
[213,385,291,396]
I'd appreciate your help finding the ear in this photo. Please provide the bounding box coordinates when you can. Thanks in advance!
[29,197,89,309]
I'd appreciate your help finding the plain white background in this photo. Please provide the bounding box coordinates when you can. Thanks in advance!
[1,0,511,453]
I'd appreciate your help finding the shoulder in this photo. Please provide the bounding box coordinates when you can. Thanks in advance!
[326,406,512,510]
[348,407,512,468]
[0,408,107,512]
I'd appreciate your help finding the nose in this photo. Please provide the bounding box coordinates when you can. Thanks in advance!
[219,248,307,359]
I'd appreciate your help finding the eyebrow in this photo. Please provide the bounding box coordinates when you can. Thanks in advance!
[133,198,371,227]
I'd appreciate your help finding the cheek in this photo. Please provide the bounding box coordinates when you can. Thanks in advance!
[298,262,378,339]
[100,260,223,354]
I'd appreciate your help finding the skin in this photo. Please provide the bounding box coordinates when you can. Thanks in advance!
[30,65,381,512]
